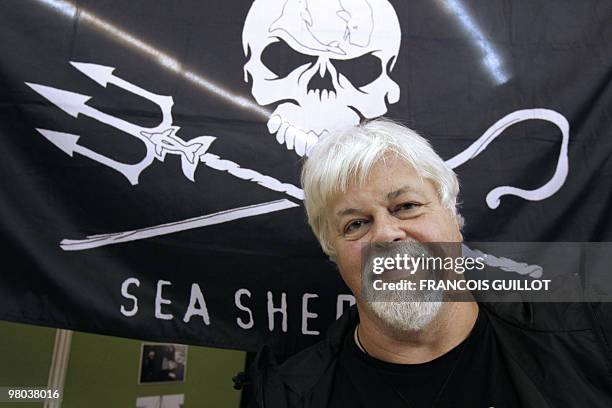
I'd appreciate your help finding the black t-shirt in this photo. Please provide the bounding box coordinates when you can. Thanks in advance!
[328,309,521,408]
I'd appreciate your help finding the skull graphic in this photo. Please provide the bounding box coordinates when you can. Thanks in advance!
[242,0,401,156]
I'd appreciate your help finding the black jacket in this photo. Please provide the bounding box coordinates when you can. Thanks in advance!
[246,302,612,407]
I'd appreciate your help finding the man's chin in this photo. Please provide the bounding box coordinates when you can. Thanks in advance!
[367,300,443,332]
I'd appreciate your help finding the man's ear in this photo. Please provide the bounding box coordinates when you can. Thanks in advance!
[455,213,465,231]
[453,213,464,242]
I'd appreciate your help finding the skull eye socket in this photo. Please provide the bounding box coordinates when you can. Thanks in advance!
[332,53,382,90]
[261,38,318,79]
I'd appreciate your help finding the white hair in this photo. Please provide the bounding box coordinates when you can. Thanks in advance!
[362,241,445,331]
[369,299,443,332]
[301,118,463,260]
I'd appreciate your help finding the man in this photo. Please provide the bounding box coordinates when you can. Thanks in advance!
[245,119,612,407]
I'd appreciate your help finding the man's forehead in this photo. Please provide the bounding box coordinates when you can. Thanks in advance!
[328,157,433,214]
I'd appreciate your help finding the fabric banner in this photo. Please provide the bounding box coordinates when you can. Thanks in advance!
[1,0,610,353]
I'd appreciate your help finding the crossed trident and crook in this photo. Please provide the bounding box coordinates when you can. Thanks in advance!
[25,62,569,254]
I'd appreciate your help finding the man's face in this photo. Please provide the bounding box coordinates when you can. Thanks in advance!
[328,155,462,300]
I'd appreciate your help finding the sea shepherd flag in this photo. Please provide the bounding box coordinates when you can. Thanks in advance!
[0,0,611,354]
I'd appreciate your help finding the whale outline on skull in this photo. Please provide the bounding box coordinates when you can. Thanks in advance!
[242,0,401,156]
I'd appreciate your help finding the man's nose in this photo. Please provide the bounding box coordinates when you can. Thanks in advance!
[370,213,407,243]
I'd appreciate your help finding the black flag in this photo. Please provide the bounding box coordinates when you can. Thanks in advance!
[0,0,610,353]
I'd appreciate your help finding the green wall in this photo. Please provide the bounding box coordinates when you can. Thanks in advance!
[0,321,56,408]
[0,320,245,407]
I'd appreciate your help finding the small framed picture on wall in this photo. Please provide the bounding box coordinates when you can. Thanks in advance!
[139,343,187,384]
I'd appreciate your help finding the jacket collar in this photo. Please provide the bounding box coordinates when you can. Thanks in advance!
[276,304,359,396]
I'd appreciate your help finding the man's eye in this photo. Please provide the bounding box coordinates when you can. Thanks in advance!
[345,220,367,234]
[394,202,419,212]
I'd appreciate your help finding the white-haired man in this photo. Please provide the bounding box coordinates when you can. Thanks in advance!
[245,119,612,408]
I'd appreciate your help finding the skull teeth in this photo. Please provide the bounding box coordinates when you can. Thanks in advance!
[306,89,337,100]
[267,114,282,133]
[266,115,320,157]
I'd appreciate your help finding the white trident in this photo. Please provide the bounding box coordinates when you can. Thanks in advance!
[26,62,303,199]
[26,62,303,251]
